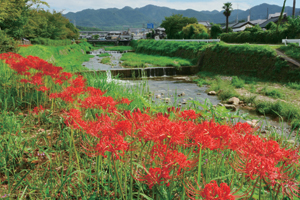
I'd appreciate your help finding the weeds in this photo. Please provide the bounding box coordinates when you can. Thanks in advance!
[121,53,192,69]
[231,76,245,88]
[260,87,285,99]
[97,53,110,57]
[100,57,111,64]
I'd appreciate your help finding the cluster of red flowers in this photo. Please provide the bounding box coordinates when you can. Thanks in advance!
[1,52,299,199]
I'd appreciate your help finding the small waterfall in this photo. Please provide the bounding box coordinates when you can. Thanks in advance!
[106,70,112,82]
[149,68,152,78]
[163,68,167,77]
[173,69,177,76]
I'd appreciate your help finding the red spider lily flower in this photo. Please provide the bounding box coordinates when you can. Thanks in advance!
[186,180,236,200]
[200,180,235,200]
[179,110,201,120]
[83,134,129,160]
[37,86,49,92]
[32,105,45,115]
[86,87,106,96]
[49,86,85,103]
[63,109,87,130]
[79,95,118,113]
[69,76,86,88]
[54,79,63,85]
[135,167,171,189]
[119,97,132,105]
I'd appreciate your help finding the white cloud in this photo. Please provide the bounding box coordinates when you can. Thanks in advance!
[43,0,252,13]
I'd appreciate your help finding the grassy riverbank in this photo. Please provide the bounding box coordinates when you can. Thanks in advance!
[194,72,300,129]
[121,53,192,68]
[18,41,94,72]
[132,40,300,82]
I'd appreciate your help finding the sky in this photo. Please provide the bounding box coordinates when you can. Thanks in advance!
[42,0,297,14]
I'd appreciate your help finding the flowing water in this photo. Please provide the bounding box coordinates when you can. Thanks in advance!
[83,49,299,139]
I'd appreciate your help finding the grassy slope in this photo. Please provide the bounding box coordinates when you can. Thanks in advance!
[120,53,192,68]
[279,43,300,62]
[18,42,94,72]
[133,40,300,83]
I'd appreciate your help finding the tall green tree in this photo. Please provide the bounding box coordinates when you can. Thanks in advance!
[161,14,197,39]
[223,2,233,33]
[0,0,48,39]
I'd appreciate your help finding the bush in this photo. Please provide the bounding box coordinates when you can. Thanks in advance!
[260,87,285,99]
[231,76,245,88]
[0,30,19,53]
[211,24,223,39]
[30,38,72,46]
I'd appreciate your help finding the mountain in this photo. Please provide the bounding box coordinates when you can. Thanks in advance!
[64,3,300,30]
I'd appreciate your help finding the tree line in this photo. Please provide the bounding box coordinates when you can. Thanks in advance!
[0,0,80,52]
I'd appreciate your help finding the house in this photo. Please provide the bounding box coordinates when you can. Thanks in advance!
[128,28,147,35]
[231,21,255,32]
[198,21,212,30]
[249,19,267,26]
[223,21,254,32]
[259,13,288,29]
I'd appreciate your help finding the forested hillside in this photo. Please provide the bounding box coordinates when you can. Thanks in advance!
[64,3,300,30]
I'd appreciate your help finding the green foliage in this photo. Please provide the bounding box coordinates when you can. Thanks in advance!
[256,100,300,121]
[23,9,79,40]
[0,1,78,40]
[92,35,100,40]
[182,23,208,39]
[208,78,239,100]
[260,87,285,99]
[231,76,245,88]
[101,57,111,64]
[265,22,277,30]
[120,53,192,68]
[244,24,262,33]
[160,14,198,39]
[287,82,300,90]
[30,38,72,46]
[211,24,223,39]
[0,30,19,53]
[221,17,300,44]
[104,46,133,52]
[77,26,101,31]
[97,53,110,57]
[18,41,93,72]
[279,43,300,61]
[223,2,233,33]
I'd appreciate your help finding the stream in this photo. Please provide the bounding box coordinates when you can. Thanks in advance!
[82,49,298,141]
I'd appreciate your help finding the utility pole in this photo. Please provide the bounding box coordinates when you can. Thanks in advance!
[293,0,296,18]
[267,8,269,19]
[236,4,239,23]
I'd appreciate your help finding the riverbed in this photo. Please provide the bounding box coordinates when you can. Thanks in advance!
[82,48,298,140]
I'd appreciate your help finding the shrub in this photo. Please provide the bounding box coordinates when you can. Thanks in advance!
[30,37,72,46]
[260,87,285,99]
[211,24,223,39]
[101,57,111,64]
[0,30,19,53]
[231,76,245,88]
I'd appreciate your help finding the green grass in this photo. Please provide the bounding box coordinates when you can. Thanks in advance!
[231,76,245,88]
[260,87,285,99]
[279,43,300,61]
[121,53,192,68]
[104,46,133,52]
[100,57,111,64]
[97,53,110,57]
[18,41,94,72]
